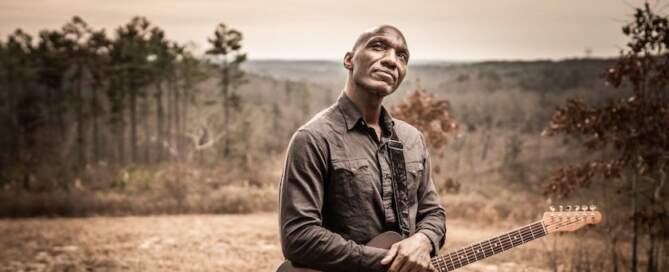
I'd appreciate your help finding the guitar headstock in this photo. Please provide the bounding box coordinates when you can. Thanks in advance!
[542,205,602,234]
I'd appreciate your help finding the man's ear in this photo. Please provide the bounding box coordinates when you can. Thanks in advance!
[343,52,353,70]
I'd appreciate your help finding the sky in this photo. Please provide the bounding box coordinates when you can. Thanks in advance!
[0,0,665,61]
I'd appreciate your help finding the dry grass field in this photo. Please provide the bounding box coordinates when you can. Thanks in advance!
[0,213,570,272]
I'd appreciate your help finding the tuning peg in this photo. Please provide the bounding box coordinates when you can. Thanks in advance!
[589,205,597,211]
[582,205,588,211]
[567,205,573,211]
[559,205,564,212]
[550,206,555,212]
[574,205,580,211]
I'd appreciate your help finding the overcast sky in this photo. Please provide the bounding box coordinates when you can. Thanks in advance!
[0,0,664,61]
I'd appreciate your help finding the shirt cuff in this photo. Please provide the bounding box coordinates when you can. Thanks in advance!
[359,245,389,272]
[417,229,442,257]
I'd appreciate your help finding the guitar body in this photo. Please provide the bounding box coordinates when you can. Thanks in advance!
[276,231,402,272]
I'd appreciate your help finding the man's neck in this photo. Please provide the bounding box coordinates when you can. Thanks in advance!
[344,84,384,126]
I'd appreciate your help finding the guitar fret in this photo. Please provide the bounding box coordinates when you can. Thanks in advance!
[529,223,538,238]
[465,246,474,262]
[434,220,551,272]
[447,253,455,270]
[460,248,470,265]
[530,224,539,237]
[503,233,513,250]
[528,224,536,239]
[439,256,447,272]
[451,251,459,268]
[513,230,521,246]
[465,247,473,264]
[455,249,464,267]
[469,246,477,262]
[431,257,441,272]
[437,256,446,272]
[495,236,504,252]
[523,226,534,242]
[487,239,496,255]
[484,239,493,256]
[473,242,485,259]
[518,229,529,244]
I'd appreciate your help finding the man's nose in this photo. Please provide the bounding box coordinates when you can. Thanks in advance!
[380,50,398,70]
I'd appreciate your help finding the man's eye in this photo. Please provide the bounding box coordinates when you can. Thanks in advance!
[398,53,408,62]
[371,42,385,50]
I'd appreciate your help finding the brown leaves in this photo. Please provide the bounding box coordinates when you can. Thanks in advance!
[390,89,457,151]
[544,160,625,197]
[545,5,669,197]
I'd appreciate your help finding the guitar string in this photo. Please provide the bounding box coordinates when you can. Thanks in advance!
[436,217,591,271]
[443,221,544,268]
[436,222,544,271]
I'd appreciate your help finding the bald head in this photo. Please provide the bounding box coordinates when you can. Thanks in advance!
[343,24,409,97]
[350,25,408,54]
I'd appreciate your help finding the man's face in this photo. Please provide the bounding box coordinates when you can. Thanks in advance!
[345,27,409,97]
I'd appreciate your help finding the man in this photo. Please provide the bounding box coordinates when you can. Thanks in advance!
[279,25,446,272]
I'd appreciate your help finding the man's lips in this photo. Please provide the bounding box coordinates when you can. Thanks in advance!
[373,69,396,84]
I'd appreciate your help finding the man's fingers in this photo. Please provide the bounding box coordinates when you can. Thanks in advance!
[398,257,416,272]
[388,252,406,272]
[381,244,399,265]
[428,262,438,272]
[421,258,433,272]
[420,256,431,272]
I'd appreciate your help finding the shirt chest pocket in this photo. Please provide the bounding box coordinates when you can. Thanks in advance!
[331,159,375,212]
[406,161,424,205]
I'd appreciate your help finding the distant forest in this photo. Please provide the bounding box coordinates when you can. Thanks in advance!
[0,15,623,191]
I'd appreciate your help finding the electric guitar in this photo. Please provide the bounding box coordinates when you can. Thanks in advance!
[276,205,602,272]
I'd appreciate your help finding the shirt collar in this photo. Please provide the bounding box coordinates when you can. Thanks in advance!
[336,93,395,132]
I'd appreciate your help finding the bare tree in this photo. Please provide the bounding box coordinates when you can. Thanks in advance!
[544,4,669,271]
[206,23,246,158]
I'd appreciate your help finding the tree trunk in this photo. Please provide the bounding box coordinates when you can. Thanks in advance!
[480,130,491,161]
[612,237,619,272]
[222,58,230,158]
[118,118,126,166]
[56,88,66,142]
[130,86,137,164]
[632,171,638,272]
[117,75,127,166]
[143,93,150,164]
[75,66,86,169]
[17,80,30,191]
[155,82,165,162]
[647,226,655,272]
[91,84,100,164]
[7,76,21,187]
[181,85,189,162]
[166,77,174,160]
[174,74,181,160]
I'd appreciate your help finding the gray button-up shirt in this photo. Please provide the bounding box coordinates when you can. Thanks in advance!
[279,94,447,272]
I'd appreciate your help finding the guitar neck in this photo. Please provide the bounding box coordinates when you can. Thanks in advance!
[431,221,547,272]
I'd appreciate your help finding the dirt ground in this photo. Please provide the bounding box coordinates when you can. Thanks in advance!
[0,213,553,271]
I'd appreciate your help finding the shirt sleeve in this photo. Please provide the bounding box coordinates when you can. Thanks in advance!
[279,129,389,271]
[415,133,447,256]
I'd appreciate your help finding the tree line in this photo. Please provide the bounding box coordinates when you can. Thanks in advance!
[0,16,245,190]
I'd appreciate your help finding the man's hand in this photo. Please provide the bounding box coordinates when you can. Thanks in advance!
[380,232,435,272]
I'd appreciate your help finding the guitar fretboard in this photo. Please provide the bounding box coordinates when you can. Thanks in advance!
[431,221,547,272]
